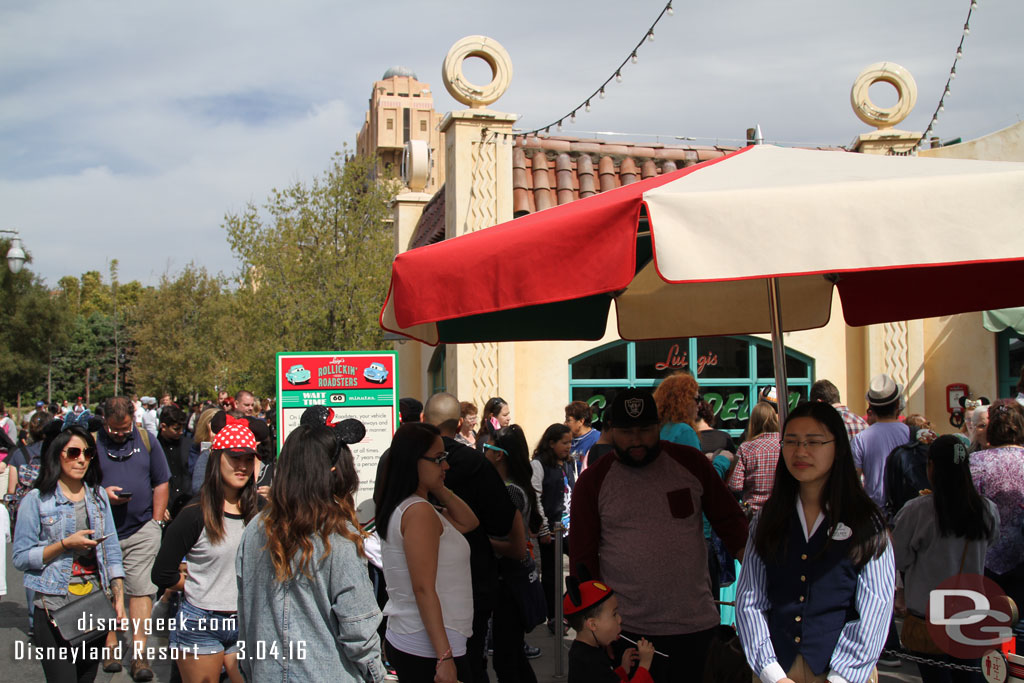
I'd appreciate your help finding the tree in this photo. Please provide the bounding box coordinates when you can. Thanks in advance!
[127,264,234,402]
[222,151,398,395]
[0,240,70,407]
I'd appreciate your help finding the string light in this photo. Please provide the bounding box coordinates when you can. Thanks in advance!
[914,0,977,151]
[516,1,675,139]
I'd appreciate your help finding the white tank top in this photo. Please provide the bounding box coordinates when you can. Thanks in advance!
[382,496,473,644]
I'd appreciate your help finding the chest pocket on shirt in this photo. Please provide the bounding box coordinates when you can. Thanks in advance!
[666,488,694,519]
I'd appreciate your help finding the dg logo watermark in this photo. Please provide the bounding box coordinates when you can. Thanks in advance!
[927,573,1018,660]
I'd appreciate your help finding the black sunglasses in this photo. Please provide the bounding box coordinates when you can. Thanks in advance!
[62,446,96,460]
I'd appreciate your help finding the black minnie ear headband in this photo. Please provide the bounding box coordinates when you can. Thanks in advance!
[298,406,367,459]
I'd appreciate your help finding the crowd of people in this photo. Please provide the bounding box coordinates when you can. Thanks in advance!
[1,369,1023,683]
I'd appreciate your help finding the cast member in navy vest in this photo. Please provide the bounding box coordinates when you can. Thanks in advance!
[736,402,894,683]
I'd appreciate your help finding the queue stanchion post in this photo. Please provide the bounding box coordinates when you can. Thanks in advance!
[554,521,565,678]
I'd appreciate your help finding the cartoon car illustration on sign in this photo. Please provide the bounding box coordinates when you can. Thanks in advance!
[285,364,311,384]
[363,363,389,384]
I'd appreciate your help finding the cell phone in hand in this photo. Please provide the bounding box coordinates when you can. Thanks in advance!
[92,532,115,543]
[118,490,134,499]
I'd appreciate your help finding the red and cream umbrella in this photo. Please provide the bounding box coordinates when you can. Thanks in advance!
[381,144,1024,418]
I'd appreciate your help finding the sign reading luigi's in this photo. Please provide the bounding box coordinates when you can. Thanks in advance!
[276,351,398,506]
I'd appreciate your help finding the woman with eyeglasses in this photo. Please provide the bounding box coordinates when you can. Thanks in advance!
[378,422,479,683]
[12,425,126,683]
[736,402,893,683]
[151,422,259,683]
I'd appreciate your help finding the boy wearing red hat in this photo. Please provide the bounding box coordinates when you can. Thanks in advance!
[564,576,655,682]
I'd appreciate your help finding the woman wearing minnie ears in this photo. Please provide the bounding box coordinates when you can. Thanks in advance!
[564,574,654,683]
[736,402,894,683]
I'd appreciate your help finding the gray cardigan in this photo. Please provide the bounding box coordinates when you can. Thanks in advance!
[892,494,1000,618]
[235,512,384,682]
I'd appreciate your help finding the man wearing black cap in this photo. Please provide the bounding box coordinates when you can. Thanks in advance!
[569,388,748,682]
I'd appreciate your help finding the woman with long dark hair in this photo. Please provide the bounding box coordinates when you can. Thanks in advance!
[736,402,893,683]
[378,422,479,683]
[477,397,511,451]
[894,434,998,681]
[236,423,384,681]
[485,425,543,682]
[12,425,126,683]
[152,422,259,683]
[531,423,572,631]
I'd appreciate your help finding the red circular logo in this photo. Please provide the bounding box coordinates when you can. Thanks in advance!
[926,573,1015,659]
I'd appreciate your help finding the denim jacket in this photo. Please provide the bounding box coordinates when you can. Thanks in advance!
[235,513,384,682]
[12,485,125,595]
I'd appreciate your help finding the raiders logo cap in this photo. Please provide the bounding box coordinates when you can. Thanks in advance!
[608,388,659,428]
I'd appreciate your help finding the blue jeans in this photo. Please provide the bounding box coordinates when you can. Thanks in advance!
[170,599,239,656]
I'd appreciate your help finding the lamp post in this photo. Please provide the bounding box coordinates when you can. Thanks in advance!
[0,229,26,274]
[0,230,29,412]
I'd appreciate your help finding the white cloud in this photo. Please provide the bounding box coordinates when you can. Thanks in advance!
[1,0,1020,285]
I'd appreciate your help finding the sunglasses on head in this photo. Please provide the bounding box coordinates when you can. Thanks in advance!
[62,447,96,460]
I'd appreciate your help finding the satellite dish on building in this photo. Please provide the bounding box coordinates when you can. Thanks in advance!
[402,139,432,192]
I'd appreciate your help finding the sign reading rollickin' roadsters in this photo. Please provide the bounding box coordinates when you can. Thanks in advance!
[276,351,398,506]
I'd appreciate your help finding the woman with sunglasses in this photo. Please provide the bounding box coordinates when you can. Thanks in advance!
[378,422,479,683]
[151,422,259,683]
[736,402,893,683]
[12,425,126,683]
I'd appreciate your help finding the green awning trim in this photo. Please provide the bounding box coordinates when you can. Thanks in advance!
[983,308,1024,335]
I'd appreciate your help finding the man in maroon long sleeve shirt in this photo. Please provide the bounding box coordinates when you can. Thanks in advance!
[569,388,748,682]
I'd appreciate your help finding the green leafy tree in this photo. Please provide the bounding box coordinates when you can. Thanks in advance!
[222,151,398,395]
[45,312,119,403]
[127,264,234,402]
[0,240,70,407]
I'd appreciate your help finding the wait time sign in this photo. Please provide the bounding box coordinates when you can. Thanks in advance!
[275,351,399,506]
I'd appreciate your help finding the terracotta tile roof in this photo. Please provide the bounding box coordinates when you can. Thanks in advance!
[408,186,446,250]
[512,135,739,215]
[406,135,844,249]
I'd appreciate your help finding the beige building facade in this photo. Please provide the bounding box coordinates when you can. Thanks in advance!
[377,44,1023,443]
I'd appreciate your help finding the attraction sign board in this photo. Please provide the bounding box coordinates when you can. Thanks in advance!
[276,351,398,506]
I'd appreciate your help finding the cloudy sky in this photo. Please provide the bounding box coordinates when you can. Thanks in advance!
[2,0,1021,286]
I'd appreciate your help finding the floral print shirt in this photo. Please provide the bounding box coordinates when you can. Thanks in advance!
[970,445,1024,575]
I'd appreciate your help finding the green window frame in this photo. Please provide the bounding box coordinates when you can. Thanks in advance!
[429,345,446,395]
[997,329,1024,398]
[568,336,815,437]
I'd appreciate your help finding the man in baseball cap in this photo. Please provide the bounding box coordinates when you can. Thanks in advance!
[569,386,747,682]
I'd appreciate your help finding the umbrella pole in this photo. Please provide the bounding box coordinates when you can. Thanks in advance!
[767,278,790,425]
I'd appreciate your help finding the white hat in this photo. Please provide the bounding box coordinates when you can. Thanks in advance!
[866,374,902,407]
